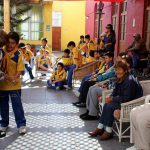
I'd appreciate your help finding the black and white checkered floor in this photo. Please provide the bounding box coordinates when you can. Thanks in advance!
[0,80,131,150]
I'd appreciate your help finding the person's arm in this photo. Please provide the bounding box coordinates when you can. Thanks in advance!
[78,43,87,51]
[126,42,135,51]
[73,49,79,70]
[54,71,66,83]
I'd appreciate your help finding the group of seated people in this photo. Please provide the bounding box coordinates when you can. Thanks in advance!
[0,26,149,149]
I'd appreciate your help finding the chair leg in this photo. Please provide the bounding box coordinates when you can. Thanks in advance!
[119,121,122,142]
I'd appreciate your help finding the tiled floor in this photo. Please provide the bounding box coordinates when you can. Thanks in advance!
[0,80,131,150]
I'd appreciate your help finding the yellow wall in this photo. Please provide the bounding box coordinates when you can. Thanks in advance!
[21,1,86,51]
[53,1,86,50]
[21,2,53,51]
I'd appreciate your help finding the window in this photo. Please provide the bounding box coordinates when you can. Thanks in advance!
[52,12,62,27]
[94,4,98,38]
[94,4,103,39]
[120,1,127,40]
[112,3,118,33]
[17,5,44,40]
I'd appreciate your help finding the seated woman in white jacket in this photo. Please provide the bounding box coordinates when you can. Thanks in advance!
[127,95,150,150]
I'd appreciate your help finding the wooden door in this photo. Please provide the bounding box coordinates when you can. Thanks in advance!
[52,27,61,51]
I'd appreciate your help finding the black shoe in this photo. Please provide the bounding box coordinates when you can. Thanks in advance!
[81,115,99,120]
[72,101,82,106]
[75,103,86,108]
[0,131,6,138]
[80,110,89,118]
[30,76,34,80]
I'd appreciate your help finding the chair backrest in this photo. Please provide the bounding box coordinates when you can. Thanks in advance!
[145,95,150,103]
[140,80,150,96]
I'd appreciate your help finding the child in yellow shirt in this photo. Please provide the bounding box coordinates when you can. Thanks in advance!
[0,32,27,137]
[37,50,52,71]
[57,49,73,71]
[78,35,86,56]
[47,62,66,90]
[64,41,82,89]
[83,51,99,64]
[39,38,52,55]
[19,43,34,80]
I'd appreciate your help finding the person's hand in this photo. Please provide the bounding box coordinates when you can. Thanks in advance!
[98,96,102,103]
[114,109,121,120]
[92,78,96,81]
[52,81,56,84]
[106,96,112,104]
[74,67,78,71]
[91,72,95,75]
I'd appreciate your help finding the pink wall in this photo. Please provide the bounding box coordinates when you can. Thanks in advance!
[102,2,112,32]
[85,0,96,39]
[85,0,146,54]
[125,0,145,48]
[85,0,112,39]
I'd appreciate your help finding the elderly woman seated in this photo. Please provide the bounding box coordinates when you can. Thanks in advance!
[88,61,143,141]
[126,95,150,150]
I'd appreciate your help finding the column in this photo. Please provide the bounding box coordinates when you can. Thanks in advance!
[4,0,10,32]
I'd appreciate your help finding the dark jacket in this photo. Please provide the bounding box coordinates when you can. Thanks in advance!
[103,32,116,53]
[111,74,143,104]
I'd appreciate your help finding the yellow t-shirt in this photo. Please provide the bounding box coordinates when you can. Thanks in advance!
[99,40,104,50]
[39,45,52,55]
[23,50,33,62]
[72,47,82,67]
[88,42,96,51]
[85,56,96,63]
[38,55,51,66]
[61,56,73,66]
[0,49,24,91]
[51,69,66,81]
[79,43,86,53]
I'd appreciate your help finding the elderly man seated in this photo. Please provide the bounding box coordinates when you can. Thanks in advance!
[126,33,148,70]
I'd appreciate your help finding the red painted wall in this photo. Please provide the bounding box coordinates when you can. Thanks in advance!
[85,0,96,39]
[85,0,112,39]
[85,0,146,54]
[125,0,145,48]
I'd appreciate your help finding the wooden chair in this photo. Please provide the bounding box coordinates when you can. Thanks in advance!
[101,80,150,142]
[73,61,99,81]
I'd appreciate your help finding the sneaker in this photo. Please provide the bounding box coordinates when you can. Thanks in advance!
[19,126,27,135]
[56,86,60,90]
[64,85,72,90]
[73,89,80,97]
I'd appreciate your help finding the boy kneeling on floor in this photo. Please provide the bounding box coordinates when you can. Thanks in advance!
[47,62,66,90]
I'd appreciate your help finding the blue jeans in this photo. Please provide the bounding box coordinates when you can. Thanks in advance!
[25,64,34,79]
[47,80,64,90]
[66,64,76,87]
[0,90,26,128]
